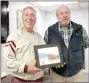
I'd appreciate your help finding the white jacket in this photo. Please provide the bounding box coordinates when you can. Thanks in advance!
[4,29,45,80]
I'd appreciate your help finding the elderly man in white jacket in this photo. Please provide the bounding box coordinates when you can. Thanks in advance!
[4,6,45,82]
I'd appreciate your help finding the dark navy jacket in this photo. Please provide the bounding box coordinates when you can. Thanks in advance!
[46,21,84,77]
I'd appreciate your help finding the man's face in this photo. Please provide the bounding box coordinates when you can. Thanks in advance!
[22,8,36,32]
[57,6,70,27]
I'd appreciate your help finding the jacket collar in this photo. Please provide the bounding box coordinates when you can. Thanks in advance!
[51,21,82,45]
[52,22,64,43]
[53,21,81,33]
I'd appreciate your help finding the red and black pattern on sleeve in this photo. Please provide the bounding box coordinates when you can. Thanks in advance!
[5,41,16,54]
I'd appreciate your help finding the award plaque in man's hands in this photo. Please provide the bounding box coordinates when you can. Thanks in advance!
[34,43,64,68]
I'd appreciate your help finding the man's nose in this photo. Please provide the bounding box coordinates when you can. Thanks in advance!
[63,13,67,17]
[28,15,32,20]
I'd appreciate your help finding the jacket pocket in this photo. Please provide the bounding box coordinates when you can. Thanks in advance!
[69,50,83,63]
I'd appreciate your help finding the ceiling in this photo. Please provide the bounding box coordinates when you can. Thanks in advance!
[29,1,88,12]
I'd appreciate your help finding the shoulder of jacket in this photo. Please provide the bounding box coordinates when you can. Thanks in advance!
[48,22,58,30]
[71,21,82,27]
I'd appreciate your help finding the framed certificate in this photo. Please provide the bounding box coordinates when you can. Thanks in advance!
[34,43,64,68]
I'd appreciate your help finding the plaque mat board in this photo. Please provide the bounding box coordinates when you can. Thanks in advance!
[34,43,64,68]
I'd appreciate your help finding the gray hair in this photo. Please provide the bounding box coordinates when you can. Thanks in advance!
[56,5,70,17]
[22,6,36,15]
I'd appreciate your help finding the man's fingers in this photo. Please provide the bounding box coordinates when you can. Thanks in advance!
[64,62,66,65]
[28,66,42,74]
[56,64,64,68]
[56,62,66,68]
[35,67,42,71]
[33,67,42,73]
[61,65,64,67]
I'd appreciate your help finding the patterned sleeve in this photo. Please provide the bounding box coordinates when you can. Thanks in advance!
[44,29,48,44]
[83,28,89,49]
[4,33,27,74]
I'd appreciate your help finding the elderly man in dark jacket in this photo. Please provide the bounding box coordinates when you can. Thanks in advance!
[44,5,89,82]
